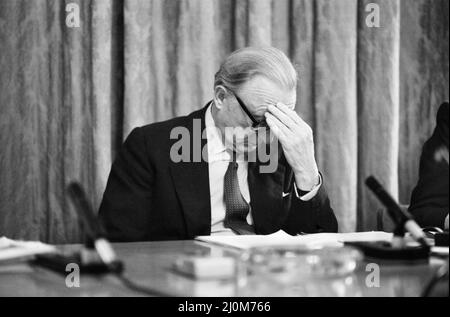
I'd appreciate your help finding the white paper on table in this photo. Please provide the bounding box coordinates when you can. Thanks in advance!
[0,237,56,262]
[195,230,393,250]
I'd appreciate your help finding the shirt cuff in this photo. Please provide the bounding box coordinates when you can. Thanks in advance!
[293,173,322,202]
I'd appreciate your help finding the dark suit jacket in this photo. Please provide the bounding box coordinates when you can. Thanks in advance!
[409,102,449,229]
[98,105,338,242]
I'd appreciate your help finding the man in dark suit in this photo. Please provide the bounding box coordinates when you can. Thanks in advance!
[409,102,449,230]
[99,47,338,242]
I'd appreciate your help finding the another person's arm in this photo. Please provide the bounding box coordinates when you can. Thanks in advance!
[409,103,449,229]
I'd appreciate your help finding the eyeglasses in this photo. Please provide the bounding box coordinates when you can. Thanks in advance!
[230,92,269,131]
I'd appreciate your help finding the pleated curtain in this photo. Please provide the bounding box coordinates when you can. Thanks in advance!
[0,0,448,243]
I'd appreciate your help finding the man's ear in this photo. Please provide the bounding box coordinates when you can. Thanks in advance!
[214,85,227,110]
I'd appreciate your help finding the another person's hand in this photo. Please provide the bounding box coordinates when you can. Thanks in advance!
[265,103,319,191]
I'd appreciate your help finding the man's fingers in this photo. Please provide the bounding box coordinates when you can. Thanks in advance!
[269,105,313,139]
[265,112,291,141]
[267,104,296,129]
[276,102,305,126]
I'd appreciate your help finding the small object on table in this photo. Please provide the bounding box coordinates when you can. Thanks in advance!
[173,256,236,280]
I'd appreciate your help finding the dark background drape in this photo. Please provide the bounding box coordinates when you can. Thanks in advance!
[0,0,448,243]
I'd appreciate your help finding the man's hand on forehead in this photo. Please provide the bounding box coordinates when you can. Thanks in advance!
[265,102,319,191]
[273,101,295,110]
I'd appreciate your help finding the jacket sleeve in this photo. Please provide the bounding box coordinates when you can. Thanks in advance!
[282,177,338,234]
[98,127,155,242]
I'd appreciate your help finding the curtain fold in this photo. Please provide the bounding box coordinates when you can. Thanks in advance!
[92,0,117,209]
[357,0,400,231]
[290,0,315,128]
[0,0,448,243]
[314,0,358,233]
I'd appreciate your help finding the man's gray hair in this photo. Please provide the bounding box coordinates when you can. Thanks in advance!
[214,47,298,92]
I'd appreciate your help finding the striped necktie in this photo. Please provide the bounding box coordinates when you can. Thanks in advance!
[223,161,255,235]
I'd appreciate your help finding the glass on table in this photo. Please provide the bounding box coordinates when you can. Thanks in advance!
[234,245,364,296]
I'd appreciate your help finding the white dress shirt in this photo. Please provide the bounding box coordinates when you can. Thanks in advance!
[205,104,321,235]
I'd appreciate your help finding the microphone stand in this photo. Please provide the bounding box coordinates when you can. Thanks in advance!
[345,176,430,261]
[33,183,123,274]
[32,182,170,296]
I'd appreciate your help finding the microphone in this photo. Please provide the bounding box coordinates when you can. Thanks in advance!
[67,182,123,273]
[365,176,430,249]
[34,182,168,295]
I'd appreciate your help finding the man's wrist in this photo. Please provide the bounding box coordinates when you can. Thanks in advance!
[294,172,320,192]
[293,173,322,201]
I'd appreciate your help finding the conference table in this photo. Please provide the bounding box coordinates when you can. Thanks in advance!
[0,240,447,297]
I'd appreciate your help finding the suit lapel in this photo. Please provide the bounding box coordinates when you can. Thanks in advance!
[169,106,211,238]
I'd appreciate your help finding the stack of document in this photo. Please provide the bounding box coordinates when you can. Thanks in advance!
[0,237,56,263]
[196,230,393,250]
